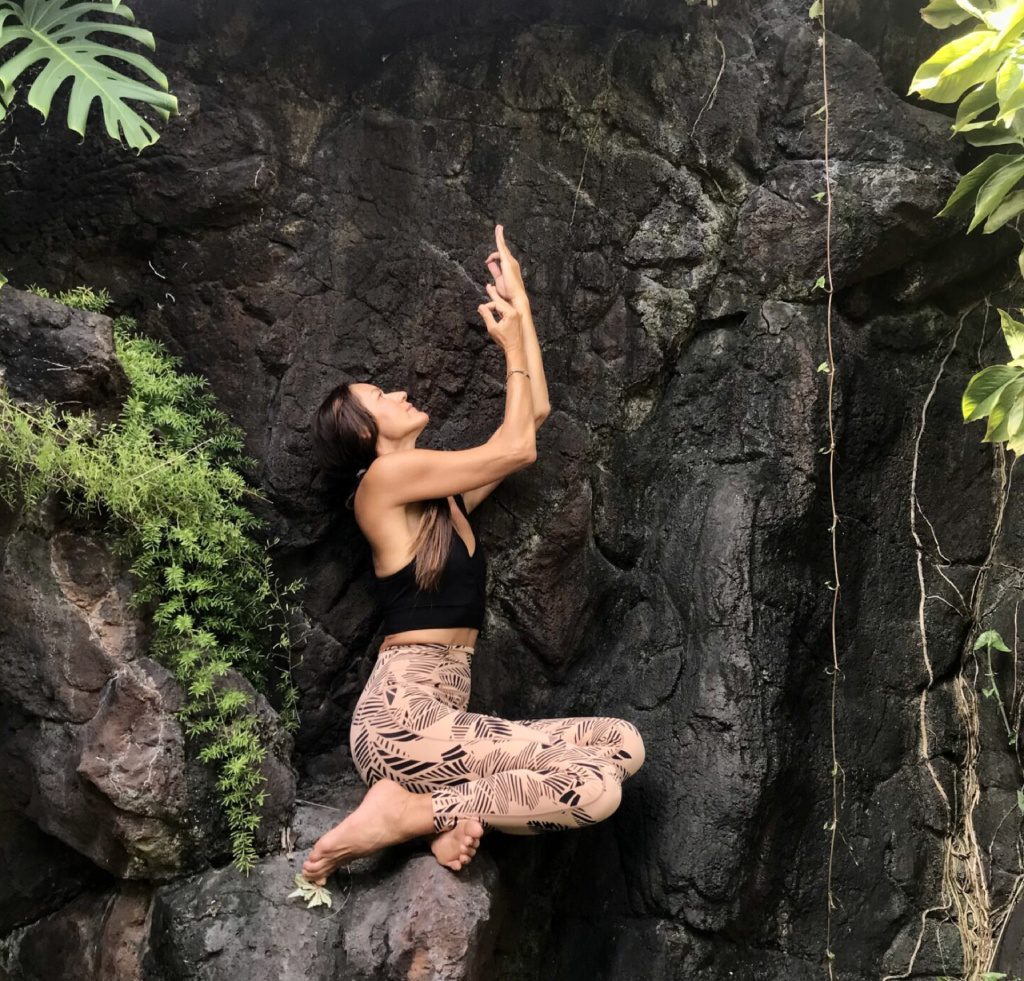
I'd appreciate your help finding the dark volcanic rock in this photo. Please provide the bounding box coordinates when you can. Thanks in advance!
[2,0,1024,978]
[0,803,110,936]
[0,497,297,881]
[142,798,503,981]
[0,884,152,981]
[0,288,129,417]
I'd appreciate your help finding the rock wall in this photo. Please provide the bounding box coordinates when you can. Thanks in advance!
[1,0,1024,978]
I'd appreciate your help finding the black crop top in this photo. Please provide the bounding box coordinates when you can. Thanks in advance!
[372,493,487,634]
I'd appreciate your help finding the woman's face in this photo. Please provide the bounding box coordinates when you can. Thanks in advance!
[350,382,428,442]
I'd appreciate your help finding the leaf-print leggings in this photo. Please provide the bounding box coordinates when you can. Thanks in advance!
[349,642,646,835]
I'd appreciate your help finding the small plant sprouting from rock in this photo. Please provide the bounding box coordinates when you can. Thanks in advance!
[25,283,112,312]
[0,284,304,874]
[975,631,1024,749]
[286,873,334,910]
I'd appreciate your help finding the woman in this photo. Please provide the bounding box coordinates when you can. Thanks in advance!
[302,225,645,884]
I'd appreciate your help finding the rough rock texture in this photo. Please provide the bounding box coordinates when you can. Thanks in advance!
[0,884,153,981]
[2,0,1024,978]
[0,288,129,418]
[0,438,297,882]
[143,791,503,981]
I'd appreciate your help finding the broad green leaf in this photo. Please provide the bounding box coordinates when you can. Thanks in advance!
[0,75,13,121]
[991,0,1024,44]
[0,0,178,150]
[963,363,1024,420]
[808,0,822,17]
[955,78,998,128]
[1007,428,1024,453]
[910,31,1005,103]
[920,0,981,28]
[983,376,1024,441]
[1000,309,1024,358]
[937,152,1021,217]
[968,155,1024,230]
[984,187,1024,229]
[963,121,1024,145]
[994,59,1024,123]
[996,51,1024,101]
[1006,394,1024,435]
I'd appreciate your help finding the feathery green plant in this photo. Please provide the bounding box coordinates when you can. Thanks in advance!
[0,285,303,873]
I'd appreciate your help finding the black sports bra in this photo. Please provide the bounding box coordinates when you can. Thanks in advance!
[372,493,487,634]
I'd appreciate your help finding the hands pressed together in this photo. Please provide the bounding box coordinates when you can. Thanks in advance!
[477,224,528,353]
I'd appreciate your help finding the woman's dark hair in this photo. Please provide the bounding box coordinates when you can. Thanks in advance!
[311,381,454,591]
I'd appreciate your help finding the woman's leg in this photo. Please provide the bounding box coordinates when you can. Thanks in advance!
[357,703,638,835]
[507,715,646,783]
[350,644,645,837]
[426,742,626,835]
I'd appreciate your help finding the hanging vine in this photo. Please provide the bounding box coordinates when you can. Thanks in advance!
[807,2,846,975]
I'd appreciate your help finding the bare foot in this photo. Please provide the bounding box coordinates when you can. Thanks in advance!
[301,779,428,885]
[429,817,484,871]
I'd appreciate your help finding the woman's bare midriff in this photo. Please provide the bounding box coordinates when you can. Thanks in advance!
[381,626,479,648]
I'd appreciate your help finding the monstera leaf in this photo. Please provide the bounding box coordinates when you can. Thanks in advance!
[0,0,177,150]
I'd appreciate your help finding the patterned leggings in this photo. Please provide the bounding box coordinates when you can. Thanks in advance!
[349,642,646,835]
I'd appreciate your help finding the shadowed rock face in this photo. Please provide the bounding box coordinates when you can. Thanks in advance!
[2,0,1024,977]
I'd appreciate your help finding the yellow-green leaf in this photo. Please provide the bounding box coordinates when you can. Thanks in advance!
[1000,309,1024,358]
[997,52,1024,101]
[963,120,1024,146]
[968,156,1024,230]
[956,78,999,128]
[920,0,981,29]
[983,376,1024,441]
[910,31,1004,103]
[938,152,1021,217]
[991,0,1024,44]
[963,363,1024,420]
[984,188,1024,230]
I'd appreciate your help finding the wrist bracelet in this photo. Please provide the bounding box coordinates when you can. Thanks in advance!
[506,368,531,381]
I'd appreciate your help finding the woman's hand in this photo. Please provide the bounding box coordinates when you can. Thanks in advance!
[477,284,523,352]
[484,224,528,310]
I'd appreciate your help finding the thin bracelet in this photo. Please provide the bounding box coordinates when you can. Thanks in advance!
[506,368,531,380]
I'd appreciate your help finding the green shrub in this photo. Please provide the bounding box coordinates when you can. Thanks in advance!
[0,286,303,873]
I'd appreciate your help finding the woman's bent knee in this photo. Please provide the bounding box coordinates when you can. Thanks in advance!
[587,770,623,824]
[617,720,646,778]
